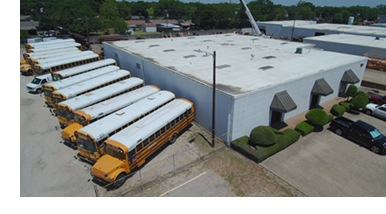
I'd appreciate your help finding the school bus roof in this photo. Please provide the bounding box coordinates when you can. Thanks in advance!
[44,65,119,91]
[57,77,143,112]
[105,99,193,152]
[35,53,99,70]
[53,70,130,100]
[52,59,117,78]
[33,50,94,65]
[26,47,80,58]
[77,91,176,142]
[74,85,160,121]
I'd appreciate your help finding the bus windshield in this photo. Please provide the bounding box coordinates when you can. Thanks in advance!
[31,78,41,84]
[74,114,87,126]
[52,75,61,81]
[105,146,126,160]
[43,90,51,97]
[34,67,43,75]
[52,97,65,105]
[56,107,73,120]
[77,137,96,153]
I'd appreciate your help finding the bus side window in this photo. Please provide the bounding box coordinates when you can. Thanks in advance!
[161,127,166,134]
[155,131,160,138]
[149,135,155,143]
[171,120,175,127]
[166,123,170,130]
[136,143,143,153]
[143,138,149,147]
[128,149,136,159]
[176,117,180,123]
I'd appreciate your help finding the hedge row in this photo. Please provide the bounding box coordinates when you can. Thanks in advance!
[231,127,300,163]
[295,121,315,136]
[331,104,346,116]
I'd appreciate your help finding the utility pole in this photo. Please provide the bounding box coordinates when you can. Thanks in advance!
[212,51,216,148]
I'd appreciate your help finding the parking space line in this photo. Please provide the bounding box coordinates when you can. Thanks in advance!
[159,171,207,197]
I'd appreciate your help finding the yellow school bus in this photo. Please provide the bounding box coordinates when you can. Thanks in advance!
[90,99,194,188]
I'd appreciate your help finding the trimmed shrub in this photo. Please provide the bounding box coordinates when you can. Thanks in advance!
[250,126,277,147]
[231,129,300,163]
[327,114,335,123]
[305,109,328,126]
[352,95,368,109]
[355,91,369,104]
[339,101,352,111]
[295,121,315,136]
[345,85,358,98]
[331,104,345,116]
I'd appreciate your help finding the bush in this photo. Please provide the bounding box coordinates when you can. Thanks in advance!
[250,126,277,147]
[352,95,368,109]
[339,101,352,111]
[20,30,29,39]
[305,109,328,126]
[327,114,335,123]
[331,104,346,116]
[295,121,315,136]
[231,128,300,163]
[355,91,369,104]
[345,85,358,98]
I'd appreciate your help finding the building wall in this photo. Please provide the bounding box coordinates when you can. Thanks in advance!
[104,43,367,144]
[230,59,367,141]
[104,43,234,143]
[303,39,386,56]
[144,26,157,32]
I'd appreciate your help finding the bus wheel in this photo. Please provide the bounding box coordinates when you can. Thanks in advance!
[114,173,126,189]
[170,133,178,144]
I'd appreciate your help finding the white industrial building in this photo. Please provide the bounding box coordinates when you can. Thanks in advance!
[257,21,386,39]
[103,34,367,144]
[303,34,386,56]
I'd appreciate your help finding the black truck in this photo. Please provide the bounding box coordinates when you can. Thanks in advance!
[330,116,386,154]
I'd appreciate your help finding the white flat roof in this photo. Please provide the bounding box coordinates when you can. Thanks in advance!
[107,34,367,96]
[258,21,386,37]
[303,34,386,50]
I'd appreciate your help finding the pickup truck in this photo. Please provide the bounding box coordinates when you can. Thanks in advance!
[330,116,386,154]
[365,104,386,120]
[368,94,386,105]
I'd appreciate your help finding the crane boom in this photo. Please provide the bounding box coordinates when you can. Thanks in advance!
[239,0,262,36]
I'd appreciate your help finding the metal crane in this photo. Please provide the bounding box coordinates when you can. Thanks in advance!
[239,0,262,36]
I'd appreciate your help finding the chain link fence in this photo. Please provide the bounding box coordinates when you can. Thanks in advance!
[93,125,228,197]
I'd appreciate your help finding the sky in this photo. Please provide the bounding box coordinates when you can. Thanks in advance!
[119,0,384,8]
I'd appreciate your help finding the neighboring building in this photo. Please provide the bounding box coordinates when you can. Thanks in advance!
[377,15,386,23]
[103,34,367,144]
[157,23,180,32]
[150,19,179,25]
[303,34,386,56]
[142,23,157,32]
[125,20,145,30]
[257,21,386,39]
[20,15,39,35]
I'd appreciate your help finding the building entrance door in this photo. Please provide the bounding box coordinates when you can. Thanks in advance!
[310,94,320,109]
[270,111,283,126]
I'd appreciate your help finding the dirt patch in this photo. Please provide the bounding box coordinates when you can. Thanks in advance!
[203,149,307,197]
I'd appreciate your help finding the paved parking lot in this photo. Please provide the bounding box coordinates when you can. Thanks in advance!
[261,111,386,197]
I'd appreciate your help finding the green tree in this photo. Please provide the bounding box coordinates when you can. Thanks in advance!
[100,0,127,33]
[20,30,29,39]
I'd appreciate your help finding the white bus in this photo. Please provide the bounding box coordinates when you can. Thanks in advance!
[23,47,80,60]
[43,65,120,106]
[27,42,82,53]
[62,85,161,146]
[75,91,176,164]
[26,48,80,64]
[30,50,95,65]
[56,77,144,128]
[91,99,194,188]
[33,53,100,76]
[25,38,75,49]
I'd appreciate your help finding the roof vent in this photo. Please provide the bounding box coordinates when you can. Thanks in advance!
[259,66,274,70]
[119,81,126,84]
[147,96,156,100]
[135,41,145,43]
[216,64,231,69]
[149,44,160,48]
[221,43,230,46]
[164,49,175,52]
[184,55,196,59]
[85,93,93,96]
[263,56,276,59]
[295,47,303,54]
[281,42,289,45]
[375,37,380,40]
[204,40,212,42]
[241,47,251,50]
[187,37,196,39]
[116,110,125,115]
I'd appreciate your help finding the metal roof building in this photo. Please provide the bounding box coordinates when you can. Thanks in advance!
[257,21,386,39]
[303,34,386,56]
[103,34,367,144]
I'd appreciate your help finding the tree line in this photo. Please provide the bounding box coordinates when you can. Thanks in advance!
[20,0,386,35]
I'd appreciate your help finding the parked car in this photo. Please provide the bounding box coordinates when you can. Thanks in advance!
[330,116,386,154]
[368,94,386,105]
[365,104,386,120]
